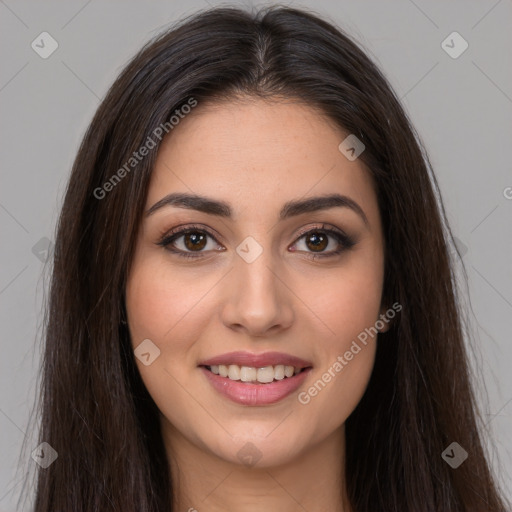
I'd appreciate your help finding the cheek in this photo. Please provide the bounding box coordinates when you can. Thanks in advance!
[125,254,219,349]
[125,256,222,441]
[298,341,377,440]
[293,252,383,430]
[299,246,384,345]
[296,277,381,435]
[124,255,215,409]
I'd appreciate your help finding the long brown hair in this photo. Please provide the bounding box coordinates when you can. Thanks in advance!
[26,5,507,511]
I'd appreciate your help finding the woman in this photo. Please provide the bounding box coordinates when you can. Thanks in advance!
[29,5,507,511]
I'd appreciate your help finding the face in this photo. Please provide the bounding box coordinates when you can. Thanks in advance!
[125,97,388,468]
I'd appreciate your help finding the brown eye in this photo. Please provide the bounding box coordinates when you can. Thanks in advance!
[183,232,207,251]
[157,225,225,259]
[291,226,356,259]
[305,232,328,252]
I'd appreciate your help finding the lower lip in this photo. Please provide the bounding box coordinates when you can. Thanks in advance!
[200,366,312,406]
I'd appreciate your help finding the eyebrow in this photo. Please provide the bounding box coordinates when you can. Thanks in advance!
[145,192,369,226]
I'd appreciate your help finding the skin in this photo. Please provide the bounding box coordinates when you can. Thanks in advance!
[125,96,389,512]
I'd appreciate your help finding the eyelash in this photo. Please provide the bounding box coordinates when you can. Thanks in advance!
[156,223,356,260]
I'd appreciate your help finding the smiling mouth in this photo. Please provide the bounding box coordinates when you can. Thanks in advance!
[202,364,310,384]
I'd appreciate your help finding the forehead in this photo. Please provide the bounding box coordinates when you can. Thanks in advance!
[147,97,378,223]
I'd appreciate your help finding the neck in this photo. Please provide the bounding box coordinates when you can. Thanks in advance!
[162,420,351,512]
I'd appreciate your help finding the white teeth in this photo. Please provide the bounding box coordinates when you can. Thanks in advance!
[207,363,305,383]
[274,365,285,380]
[284,365,294,378]
[240,366,257,382]
[228,365,241,380]
[257,366,274,383]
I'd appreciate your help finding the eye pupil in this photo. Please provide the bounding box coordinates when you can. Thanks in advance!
[184,232,207,251]
[306,232,328,251]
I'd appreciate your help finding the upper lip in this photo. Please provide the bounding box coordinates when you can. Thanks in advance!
[199,351,312,369]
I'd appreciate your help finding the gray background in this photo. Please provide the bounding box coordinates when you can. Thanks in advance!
[1,0,511,509]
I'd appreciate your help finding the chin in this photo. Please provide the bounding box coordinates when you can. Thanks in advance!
[199,426,310,469]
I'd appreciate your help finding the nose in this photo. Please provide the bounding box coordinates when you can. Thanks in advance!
[220,248,295,338]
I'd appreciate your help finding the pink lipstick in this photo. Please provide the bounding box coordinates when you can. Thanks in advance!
[199,351,312,406]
